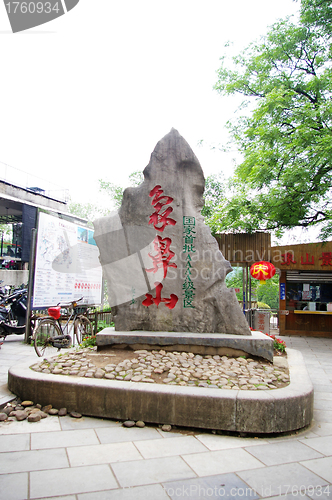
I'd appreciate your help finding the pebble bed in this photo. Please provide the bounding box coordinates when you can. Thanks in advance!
[30,348,290,390]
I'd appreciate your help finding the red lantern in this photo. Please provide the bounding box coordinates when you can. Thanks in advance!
[250,261,276,285]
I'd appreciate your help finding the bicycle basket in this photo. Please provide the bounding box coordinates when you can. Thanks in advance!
[74,306,89,314]
[48,306,61,320]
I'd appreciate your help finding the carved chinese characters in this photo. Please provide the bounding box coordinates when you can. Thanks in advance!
[148,185,176,232]
[142,282,178,309]
[143,185,178,310]
[182,216,196,308]
[146,235,177,279]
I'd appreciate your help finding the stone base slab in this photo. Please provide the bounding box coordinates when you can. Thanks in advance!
[96,330,274,362]
[8,349,313,434]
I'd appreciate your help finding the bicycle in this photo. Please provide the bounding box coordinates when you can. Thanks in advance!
[32,297,93,357]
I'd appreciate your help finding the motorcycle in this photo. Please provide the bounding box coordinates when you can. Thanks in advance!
[0,288,28,341]
[0,280,11,299]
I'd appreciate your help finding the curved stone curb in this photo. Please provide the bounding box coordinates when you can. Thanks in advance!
[7,349,313,434]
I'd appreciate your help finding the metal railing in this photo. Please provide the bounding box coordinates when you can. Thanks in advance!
[31,308,114,336]
[0,161,70,203]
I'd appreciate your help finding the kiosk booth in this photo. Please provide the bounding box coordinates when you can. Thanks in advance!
[272,241,332,338]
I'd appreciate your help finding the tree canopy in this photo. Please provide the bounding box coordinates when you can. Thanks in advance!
[213,0,332,240]
[300,0,332,34]
[201,173,226,234]
[70,170,225,232]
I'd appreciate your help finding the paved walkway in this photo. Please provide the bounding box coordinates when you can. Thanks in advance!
[0,334,331,500]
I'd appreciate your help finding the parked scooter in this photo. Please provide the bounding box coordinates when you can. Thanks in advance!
[0,288,28,341]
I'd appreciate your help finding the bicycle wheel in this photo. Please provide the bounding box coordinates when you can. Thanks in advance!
[34,317,62,357]
[74,315,93,345]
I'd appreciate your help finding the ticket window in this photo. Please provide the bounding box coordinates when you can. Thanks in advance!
[286,282,332,311]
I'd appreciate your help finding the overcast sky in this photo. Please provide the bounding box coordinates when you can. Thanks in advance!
[0,0,300,210]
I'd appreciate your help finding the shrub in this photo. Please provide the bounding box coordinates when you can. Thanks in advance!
[257,301,271,309]
[80,335,97,348]
[265,333,286,353]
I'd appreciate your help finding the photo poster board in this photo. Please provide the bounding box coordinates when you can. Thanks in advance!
[32,211,103,309]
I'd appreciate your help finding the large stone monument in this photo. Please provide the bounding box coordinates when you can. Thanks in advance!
[93,129,251,335]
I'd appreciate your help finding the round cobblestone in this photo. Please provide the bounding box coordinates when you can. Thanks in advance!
[30,348,289,391]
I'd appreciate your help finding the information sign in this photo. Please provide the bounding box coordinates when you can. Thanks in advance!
[32,211,102,308]
[280,282,286,301]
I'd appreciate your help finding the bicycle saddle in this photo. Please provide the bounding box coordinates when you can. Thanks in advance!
[48,307,61,320]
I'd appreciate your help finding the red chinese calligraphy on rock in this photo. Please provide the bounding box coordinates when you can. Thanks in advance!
[146,235,177,279]
[142,282,178,310]
[149,185,176,232]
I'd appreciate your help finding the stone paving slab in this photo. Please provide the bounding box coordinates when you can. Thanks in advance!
[78,484,170,500]
[111,456,196,488]
[133,435,208,459]
[30,428,100,449]
[59,414,121,431]
[0,433,30,452]
[243,440,323,466]
[0,414,61,434]
[237,462,329,497]
[67,441,143,467]
[298,435,332,455]
[300,456,332,483]
[162,472,261,500]
[0,472,28,500]
[195,433,270,450]
[95,425,163,444]
[30,464,118,498]
[0,447,69,474]
[0,335,331,500]
[182,447,263,476]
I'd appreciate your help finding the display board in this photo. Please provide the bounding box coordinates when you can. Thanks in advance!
[32,211,102,308]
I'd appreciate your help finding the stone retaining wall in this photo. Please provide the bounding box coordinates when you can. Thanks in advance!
[8,349,313,434]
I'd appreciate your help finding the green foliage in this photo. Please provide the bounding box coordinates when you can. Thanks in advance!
[300,0,332,35]
[95,170,225,235]
[98,180,124,209]
[266,334,287,353]
[201,173,226,235]
[226,267,279,309]
[257,301,270,309]
[69,171,144,224]
[225,266,259,301]
[225,267,247,300]
[68,202,110,226]
[96,319,114,331]
[80,335,97,348]
[257,275,279,309]
[98,170,144,210]
[0,224,12,239]
[128,170,144,187]
[214,7,332,240]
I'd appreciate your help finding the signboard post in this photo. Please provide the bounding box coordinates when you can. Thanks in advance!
[253,309,270,335]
